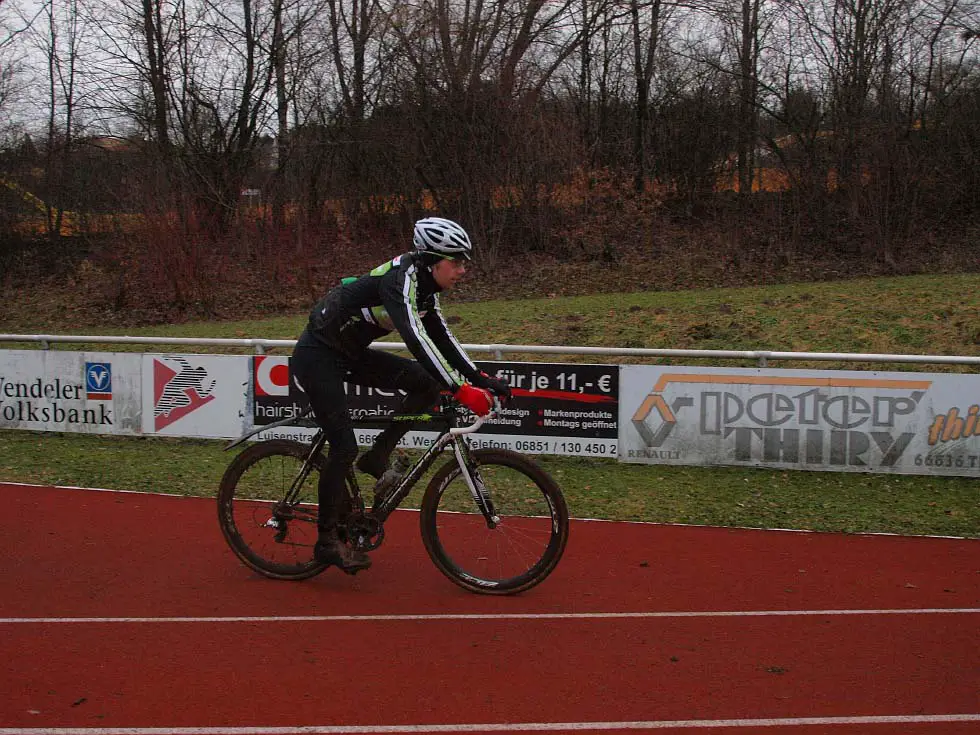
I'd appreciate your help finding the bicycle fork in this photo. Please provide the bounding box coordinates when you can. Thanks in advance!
[451,439,500,529]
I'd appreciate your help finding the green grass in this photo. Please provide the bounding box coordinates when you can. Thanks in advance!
[1,431,976,537]
[4,273,980,370]
[2,274,979,537]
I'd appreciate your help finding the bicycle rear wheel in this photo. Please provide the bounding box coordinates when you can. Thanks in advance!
[420,449,569,595]
[217,440,327,580]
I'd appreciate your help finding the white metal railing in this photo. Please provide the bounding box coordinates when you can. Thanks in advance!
[1,333,978,367]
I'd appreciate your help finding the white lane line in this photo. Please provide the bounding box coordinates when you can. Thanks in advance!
[1,609,977,624]
[1,714,979,733]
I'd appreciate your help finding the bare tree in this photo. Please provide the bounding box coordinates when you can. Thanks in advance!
[788,1,902,203]
[373,0,594,247]
[141,0,171,151]
[28,0,90,238]
[138,0,275,230]
[384,0,580,100]
[629,0,669,191]
[325,0,382,121]
[684,1,784,197]
[268,0,329,228]
[83,0,178,208]
[561,0,631,169]
[0,8,28,125]
[914,0,977,130]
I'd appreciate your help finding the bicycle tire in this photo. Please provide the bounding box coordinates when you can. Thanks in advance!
[217,440,329,580]
[420,449,569,595]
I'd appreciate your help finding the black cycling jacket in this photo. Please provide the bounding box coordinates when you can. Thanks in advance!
[305,252,481,390]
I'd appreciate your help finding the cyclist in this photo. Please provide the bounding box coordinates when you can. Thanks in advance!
[290,217,512,573]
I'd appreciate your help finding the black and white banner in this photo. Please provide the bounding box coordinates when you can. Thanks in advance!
[251,356,619,456]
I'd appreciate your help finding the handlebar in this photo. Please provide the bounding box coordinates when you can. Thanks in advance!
[449,397,502,436]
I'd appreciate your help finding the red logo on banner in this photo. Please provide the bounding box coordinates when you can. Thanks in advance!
[153,357,216,431]
[255,356,290,397]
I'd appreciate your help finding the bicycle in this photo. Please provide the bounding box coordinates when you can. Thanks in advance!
[217,395,569,595]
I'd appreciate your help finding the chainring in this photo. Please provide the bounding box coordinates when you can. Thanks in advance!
[344,512,385,551]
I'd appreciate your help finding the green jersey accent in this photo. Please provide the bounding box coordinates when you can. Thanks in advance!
[370,260,396,277]
[370,305,394,330]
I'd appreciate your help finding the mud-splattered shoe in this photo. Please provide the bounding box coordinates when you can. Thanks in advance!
[314,531,371,574]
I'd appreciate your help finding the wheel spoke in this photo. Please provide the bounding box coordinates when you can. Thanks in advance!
[217,441,328,580]
[421,450,568,595]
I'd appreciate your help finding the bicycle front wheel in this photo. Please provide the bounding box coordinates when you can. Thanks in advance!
[217,440,327,580]
[420,449,569,595]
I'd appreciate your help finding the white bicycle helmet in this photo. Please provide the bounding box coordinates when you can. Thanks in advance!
[413,217,473,260]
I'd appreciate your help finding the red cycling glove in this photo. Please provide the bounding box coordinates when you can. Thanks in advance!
[454,383,494,416]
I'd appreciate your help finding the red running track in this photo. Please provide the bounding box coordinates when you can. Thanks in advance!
[0,481,977,734]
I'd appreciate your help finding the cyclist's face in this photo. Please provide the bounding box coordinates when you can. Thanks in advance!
[432,258,467,289]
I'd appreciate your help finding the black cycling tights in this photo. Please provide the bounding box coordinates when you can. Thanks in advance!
[289,340,441,530]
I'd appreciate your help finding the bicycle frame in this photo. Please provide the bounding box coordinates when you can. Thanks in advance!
[358,399,500,524]
[226,397,501,527]
[279,430,328,515]
[370,414,495,523]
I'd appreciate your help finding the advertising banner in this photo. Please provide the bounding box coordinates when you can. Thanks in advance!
[477,362,618,456]
[250,356,619,456]
[0,350,142,434]
[620,365,980,476]
[142,354,249,438]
